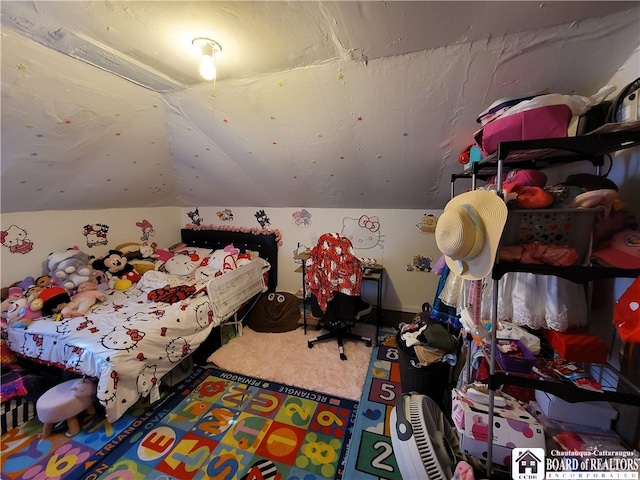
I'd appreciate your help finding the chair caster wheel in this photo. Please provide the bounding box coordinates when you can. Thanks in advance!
[308,341,313,349]
[340,353,347,361]
[366,341,372,347]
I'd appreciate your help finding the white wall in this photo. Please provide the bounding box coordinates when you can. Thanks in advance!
[1,207,182,287]
[3,49,638,314]
[180,206,443,313]
[1,205,443,313]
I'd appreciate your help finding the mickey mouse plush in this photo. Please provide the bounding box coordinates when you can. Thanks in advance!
[92,250,141,286]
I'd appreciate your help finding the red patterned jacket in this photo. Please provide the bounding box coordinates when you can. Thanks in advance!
[305,233,363,312]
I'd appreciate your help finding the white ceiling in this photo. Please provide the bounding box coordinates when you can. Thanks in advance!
[2,1,639,213]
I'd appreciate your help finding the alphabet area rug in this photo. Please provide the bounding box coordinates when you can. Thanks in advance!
[0,392,154,480]
[342,333,405,480]
[1,366,359,480]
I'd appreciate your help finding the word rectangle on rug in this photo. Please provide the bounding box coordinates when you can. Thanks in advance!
[83,366,358,480]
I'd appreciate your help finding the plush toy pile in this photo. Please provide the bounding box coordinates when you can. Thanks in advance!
[1,243,156,328]
[1,241,256,329]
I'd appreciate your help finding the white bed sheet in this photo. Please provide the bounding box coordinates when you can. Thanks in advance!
[5,263,265,423]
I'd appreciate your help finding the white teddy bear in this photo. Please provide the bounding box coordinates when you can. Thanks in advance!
[47,249,92,291]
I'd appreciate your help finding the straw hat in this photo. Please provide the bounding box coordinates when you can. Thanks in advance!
[435,190,508,280]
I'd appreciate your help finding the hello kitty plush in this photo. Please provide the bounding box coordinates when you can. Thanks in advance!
[194,245,248,281]
[162,252,201,276]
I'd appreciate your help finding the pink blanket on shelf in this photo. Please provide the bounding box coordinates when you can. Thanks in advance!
[499,242,579,266]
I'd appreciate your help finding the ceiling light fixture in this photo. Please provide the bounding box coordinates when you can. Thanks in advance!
[192,37,222,81]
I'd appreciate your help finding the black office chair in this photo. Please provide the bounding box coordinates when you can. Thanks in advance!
[305,233,373,360]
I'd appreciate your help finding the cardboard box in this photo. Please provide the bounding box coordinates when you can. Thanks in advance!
[452,388,545,463]
[458,434,514,467]
[534,390,618,430]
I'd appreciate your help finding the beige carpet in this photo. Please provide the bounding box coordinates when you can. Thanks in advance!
[207,323,376,400]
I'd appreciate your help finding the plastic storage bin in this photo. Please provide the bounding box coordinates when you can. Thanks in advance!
[499,208,601,265]
[542,328,608,364]
[495,339,536,373]
[474,104,572,156]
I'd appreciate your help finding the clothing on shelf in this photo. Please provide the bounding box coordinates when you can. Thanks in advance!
[398,318,459,368]
[443,270,588,332]
[483,272,588,331]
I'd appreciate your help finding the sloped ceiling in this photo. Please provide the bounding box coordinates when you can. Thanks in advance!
[1,1,639,214]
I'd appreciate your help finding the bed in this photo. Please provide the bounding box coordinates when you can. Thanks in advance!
[5,227,279,423]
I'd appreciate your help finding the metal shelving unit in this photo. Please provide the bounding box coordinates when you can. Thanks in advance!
[454,125,640,475]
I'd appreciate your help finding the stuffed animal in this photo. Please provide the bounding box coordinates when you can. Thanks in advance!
[91,250,140,287]
[91,269,110,291]
[16,276,36,292]
[12,285,49,328]
[163,253,201,276]
[35,275,53,288]
[47,249,92,291]
[209,245,250,273]
[129,241,159,275]
[61,280,106,318]
[207,248,231,273]
[38,286,71,318]
[1,286,26,327]
[1,276,41,303]
[115,242,144,261]
[139,241,158,260]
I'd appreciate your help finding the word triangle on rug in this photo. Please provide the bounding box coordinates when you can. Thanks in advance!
[78,366,357,480]
[1,392,161,479]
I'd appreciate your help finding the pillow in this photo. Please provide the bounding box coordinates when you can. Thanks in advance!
[246,292,301,333]
[163,253,202,276]
[162,246,213,276]
[129,259,156,274]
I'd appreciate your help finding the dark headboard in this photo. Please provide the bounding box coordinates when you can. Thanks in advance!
[180,228,278,292]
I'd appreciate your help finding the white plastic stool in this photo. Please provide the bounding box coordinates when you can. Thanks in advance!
[36,378,97,437]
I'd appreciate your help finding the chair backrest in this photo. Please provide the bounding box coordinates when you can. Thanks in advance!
[305,233,363,313]
[308,291,361,323]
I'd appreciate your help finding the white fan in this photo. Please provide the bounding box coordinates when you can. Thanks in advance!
[390,393,465,480]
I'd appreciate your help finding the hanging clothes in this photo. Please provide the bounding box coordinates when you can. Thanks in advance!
[431,263,463,330]
[476,272,588,331]
[305,233,363,313]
